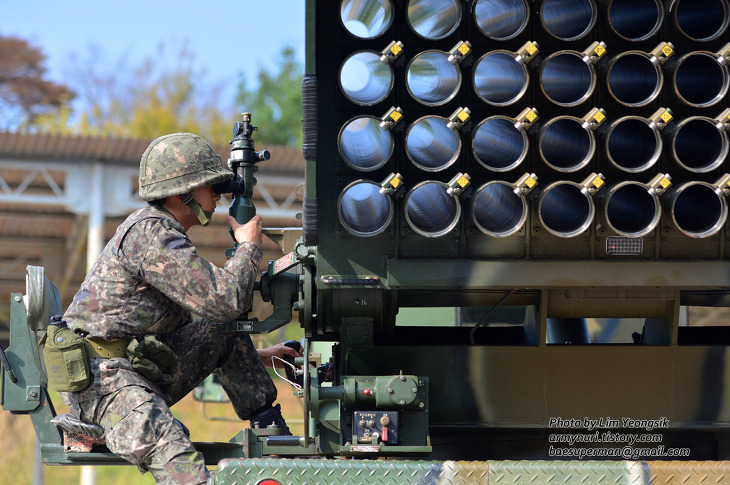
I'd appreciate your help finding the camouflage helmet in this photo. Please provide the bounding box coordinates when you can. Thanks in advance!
[139,133,232,201]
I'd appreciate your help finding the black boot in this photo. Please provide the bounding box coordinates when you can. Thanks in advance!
[250,403,292,435]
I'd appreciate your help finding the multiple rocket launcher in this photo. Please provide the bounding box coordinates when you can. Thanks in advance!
[333,0,730,248]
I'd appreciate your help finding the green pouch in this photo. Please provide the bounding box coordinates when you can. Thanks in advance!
[40,325,90,392]
[126,335,177,383]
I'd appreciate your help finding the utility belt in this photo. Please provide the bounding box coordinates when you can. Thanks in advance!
[85,336,130,359]
[41,317,176,392]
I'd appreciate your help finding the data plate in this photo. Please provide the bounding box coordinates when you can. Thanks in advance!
[353,411,399,445]
[606,237,643,255]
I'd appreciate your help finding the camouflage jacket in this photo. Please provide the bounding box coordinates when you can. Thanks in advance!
[61,205,262,404]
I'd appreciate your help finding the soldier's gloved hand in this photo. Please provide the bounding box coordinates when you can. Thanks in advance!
[126,335,177,383]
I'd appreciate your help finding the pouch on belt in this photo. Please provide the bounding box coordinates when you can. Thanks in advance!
[40,324,90,392]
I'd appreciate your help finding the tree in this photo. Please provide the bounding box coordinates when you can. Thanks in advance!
[234,46,303,147]
[0,35,74,131]
[32,42,303,147]
[34,41,233,145]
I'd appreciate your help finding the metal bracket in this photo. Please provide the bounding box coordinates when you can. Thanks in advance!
[714,108,730,132]
[380,173,404,197]
[446,107,471,131]
[649,107,674,131]
[580,173,606,197]
[446,173,471,197]
[648,173,673,197]
[26,386,40,403]
[380,107,404,131]
[713,173,730,197]
[448,41,472,64]
[210,320,256,333]
[516,41,539,65]
[514,173,539,196]
[514,107,539,132]
[583,41,608,65]
[716,42,730,65]
[380,41,404,64]
[581,108,607,131]
[650,42,675,65]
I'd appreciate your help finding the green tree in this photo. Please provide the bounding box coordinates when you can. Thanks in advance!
[234,46,303,147]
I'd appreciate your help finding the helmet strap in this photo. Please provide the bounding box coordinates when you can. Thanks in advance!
[179,194,213,227]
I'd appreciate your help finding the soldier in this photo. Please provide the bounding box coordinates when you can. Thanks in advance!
[58,133,300,484]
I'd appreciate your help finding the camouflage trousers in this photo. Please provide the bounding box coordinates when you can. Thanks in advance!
[72,317,278,484]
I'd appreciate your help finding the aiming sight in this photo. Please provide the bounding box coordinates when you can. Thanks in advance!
[212,113,271,257]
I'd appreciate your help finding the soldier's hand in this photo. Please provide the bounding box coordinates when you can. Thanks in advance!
[228,214,263,247]
[257,342,303,368]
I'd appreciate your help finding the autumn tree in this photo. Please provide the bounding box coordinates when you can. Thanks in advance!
[0,35,74,131]
[35,41,233,145]
[33,41,303,147]
[235,46,303,147]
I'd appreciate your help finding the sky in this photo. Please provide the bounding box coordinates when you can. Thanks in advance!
[0,0,306,108]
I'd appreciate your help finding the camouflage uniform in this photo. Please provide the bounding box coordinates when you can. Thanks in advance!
[60,134,277,484]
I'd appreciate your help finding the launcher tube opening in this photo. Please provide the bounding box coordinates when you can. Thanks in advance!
[340,0,394,39]
[473,116,528,172]
[339,116,394,171]
[473,51,529,106]
[338,181,394,236]
[672,0,730,42]
[473,0,529,40]
[407,50,462,106]
[539,182,595,238]
[670,117,728,173]
[539,116,595,172]
[673,52,729,108]
[603,182,661,237]
[405,181,461,237]
[608,0,663,41]
[540,0,597,41]
[668,182,728,238]
[406,116,461,172]
[605,117,661,173]
[472,182,528,237]
[407,0,462,40]
[607,52,663,107]
[540,51,596,107]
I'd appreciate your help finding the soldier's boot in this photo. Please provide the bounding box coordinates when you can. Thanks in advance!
[250,403,292,435]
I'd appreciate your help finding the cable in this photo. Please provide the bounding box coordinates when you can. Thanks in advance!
[271,356,303,391]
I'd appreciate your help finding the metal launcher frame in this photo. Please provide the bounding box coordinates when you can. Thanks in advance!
[294,0,730,460]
